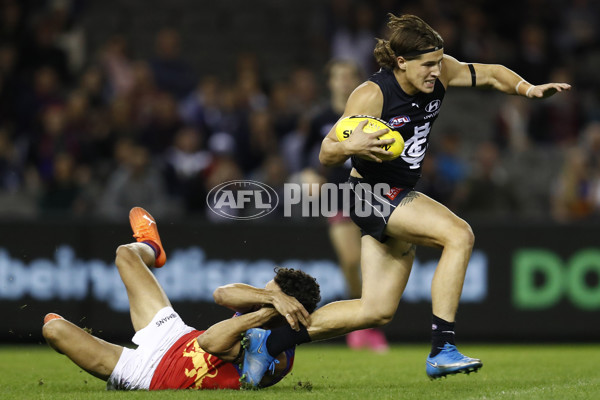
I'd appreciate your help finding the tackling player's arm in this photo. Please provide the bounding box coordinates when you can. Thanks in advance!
[198,307,278,360]
[441,54,571,98]
[213,283,310,330]
[319,82,395,166]
[197,306,292,386]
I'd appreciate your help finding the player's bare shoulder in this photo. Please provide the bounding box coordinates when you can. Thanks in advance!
[440,54,471,88]
[345,81,384,118]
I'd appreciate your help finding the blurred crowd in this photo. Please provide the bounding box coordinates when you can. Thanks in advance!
[0,0,598,222]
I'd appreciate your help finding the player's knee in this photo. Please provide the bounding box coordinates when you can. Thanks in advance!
[447,219,475,250]
[212,287,226,306]
[42,319,65,343]
[459,221,475,248]
[115,244,136,263]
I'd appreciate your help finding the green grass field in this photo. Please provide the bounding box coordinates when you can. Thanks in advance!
[1,343,599,400]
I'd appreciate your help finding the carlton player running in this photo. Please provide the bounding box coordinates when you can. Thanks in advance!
[42,207,319,390]
[239,14,571,385]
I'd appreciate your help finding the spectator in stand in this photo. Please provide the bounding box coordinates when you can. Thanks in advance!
[149,28,196,99]
[139,92,182,154]
[0,126,38,217]
[74,67,115,174]
[414,153,444,204]
[248,154,288,219]
[16,66,63,135]
[555,0,599,55]
[19,15,70,84]
[236,109,278,175]
[415,130,465,210]
[0,43,19,126]
[128,61,161,123]
[582,123,600,217]
[0,0,27,44]
[0,127,23,193]
[163,126,212,214]
[288,66,319,117]
[582,122,600,175]
[269,80,297,139]
[455,141,518,219]
[38,152,82,217]
[528,67,583,146]
[179,75,219,135]
[493,96,530,153]
[551,146,595,222]
[235,56,268,112]
[433,129,467,206]
[99,142,173,220]
[64,90,91,145]
[101,35,135,99]
[330,1,377,75]
[552,122,600,222]
[108,96,137,140]
[31,104,81,182]
[214,84,246,139]
[514,24,552,84]
[204,156,244,223]
[77,65,107,109]
[48,0,86,76]
[456,6,496,63]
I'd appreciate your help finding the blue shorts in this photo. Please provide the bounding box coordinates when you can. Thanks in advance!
[348,177,413,243]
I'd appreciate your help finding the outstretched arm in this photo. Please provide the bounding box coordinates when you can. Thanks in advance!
[213,283,310,330]
[441,54,571,98]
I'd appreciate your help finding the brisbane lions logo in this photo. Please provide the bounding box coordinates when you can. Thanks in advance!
[183,339,218,388]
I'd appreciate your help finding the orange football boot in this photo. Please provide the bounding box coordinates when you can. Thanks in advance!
[43,313,64,324]
[129,207,167,267]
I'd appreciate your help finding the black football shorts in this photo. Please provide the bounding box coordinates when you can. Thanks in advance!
[347,176,413,243]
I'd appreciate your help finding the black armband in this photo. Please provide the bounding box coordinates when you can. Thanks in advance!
[468,64,476,87]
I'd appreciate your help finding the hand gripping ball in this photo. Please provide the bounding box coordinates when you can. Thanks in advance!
[335,115,404,161]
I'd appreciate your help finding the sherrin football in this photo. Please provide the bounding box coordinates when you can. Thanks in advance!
[335,115,404,161]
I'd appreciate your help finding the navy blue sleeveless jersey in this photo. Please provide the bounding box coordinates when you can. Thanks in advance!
[351,68,446,187]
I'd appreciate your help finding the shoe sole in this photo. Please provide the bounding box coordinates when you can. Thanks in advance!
[428,363,483,379]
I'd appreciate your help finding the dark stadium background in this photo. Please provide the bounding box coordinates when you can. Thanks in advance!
[0,0,599,343]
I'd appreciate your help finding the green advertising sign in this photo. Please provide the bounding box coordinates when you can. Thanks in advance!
[513,249,600,310]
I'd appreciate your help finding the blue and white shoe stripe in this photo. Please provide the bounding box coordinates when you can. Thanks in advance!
[240,328,276,388]
[426,343,482,379]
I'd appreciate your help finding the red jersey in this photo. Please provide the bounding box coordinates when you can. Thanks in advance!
[149,323,296,390]
[149,330,241,390]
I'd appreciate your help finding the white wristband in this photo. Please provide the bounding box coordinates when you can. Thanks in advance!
[515,80,525,95]
[525,85,535,98]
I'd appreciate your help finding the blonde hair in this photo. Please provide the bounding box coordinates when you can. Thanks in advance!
[374,14,444,69]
